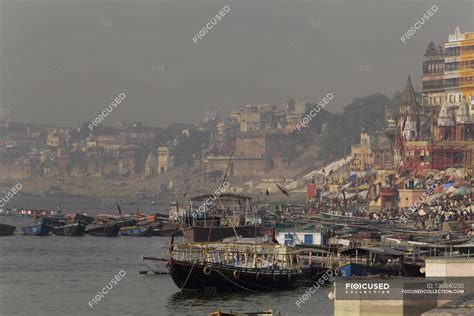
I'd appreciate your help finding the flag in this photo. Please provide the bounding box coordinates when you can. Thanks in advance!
[117,204,122,216]
[275,183,289,197]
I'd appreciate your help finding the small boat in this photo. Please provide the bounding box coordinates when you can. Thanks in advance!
[150,200,157,205]
[0,223,16,236]
[52,223,86,236]
[338,247,402,279]
[86,223,120,237]
[21,224,51,236]
[120,225,152,237]
[38,216,66,228]
[209,310,277,316]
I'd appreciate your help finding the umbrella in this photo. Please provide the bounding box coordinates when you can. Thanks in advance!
[443,183,454,190]
[454,169,465,178]
[446,186,457,194]
[455,187,470,196]
[427,193,443,204]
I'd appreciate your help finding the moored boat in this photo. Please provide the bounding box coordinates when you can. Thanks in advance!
[209,309,277,316]
[169,241,303,292]
[0,223,16,236]
[21,223,51,236]
[120,225,152,236]
[86,223,120,236]
[52,223,86,236]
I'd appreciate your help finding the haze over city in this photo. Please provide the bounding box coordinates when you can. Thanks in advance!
[0,0,472,127]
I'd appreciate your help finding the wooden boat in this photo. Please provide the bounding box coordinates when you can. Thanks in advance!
[120,225,152,236]
[21,223,51,236]
[209,310,277,316]
[74,213,95,224]
[38,216,67,228]
[338,247,403,279]
[52,223,86,236]
[183,226,269,243]
[0,223,16,236]
[86,223,120,236]
[151,227,181,236]
[169,241,304,292]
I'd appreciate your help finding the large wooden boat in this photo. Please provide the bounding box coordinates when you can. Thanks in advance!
[0,223,16,236]
[169,241,303,292]
[21,223,51,236]
[179,193,271,242]
[86,223,120,236]
[52,223,86,236]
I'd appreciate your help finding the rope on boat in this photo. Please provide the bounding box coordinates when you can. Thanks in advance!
[180,261,196,291]
[213,269,257,293]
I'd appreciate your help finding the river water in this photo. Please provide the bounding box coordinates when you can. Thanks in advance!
[0,197,333,316]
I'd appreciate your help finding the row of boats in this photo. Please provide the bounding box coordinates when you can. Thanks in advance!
[0,207,182,237]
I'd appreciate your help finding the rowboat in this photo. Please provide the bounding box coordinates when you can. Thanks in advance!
[86,223,120,236]
[120,225,152,236]
[21,223,51,236]
[0,223,16,236]
[52,223,86,236]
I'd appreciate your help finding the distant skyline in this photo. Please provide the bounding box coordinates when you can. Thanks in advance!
[0,0,472,127]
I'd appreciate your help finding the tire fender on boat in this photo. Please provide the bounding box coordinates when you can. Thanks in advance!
[233,270,240,279]
[272,274,280,282]
[203,266,212,275]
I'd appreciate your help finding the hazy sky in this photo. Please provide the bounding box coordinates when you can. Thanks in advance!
[0,0,472,127]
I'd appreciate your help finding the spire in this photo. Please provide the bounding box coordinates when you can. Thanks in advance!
[402,76,418,109]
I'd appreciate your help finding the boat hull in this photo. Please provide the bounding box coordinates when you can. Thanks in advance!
[53,223,86,236]
[0,223,16,236]
[151,227,182,237]
[183,226,268,242]
[340,262,399,279]
[87,224,120,237]
[169,258,301,292]
[120,225,152,236]
[21,224,51,236]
